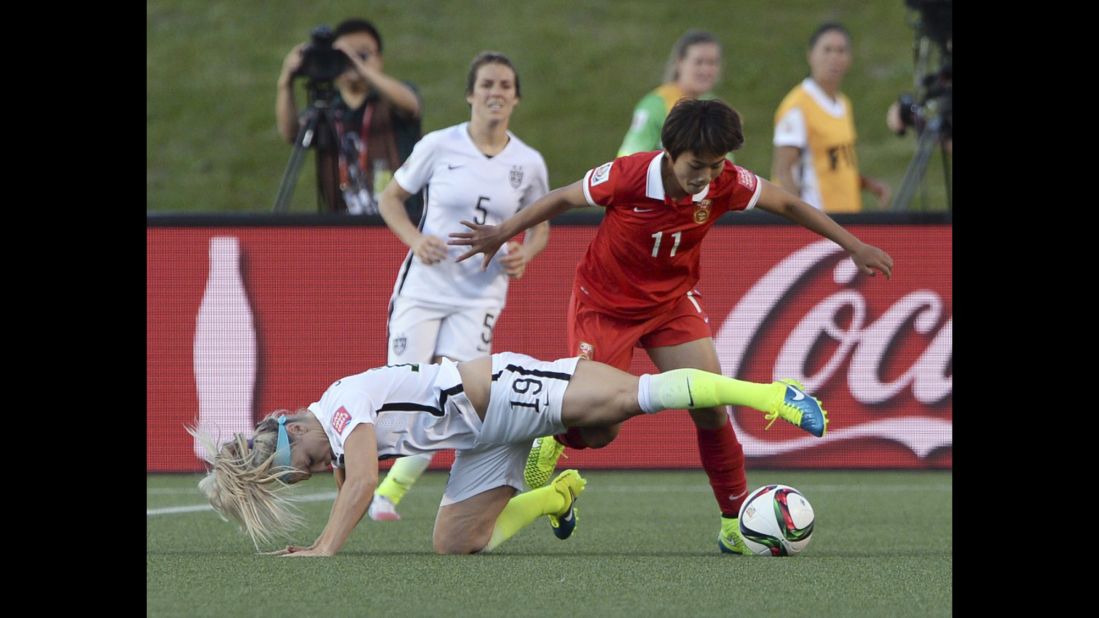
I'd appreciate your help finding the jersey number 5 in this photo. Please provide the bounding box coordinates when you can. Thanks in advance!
[474,196,490,225]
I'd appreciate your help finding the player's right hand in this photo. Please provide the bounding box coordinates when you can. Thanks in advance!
[413,235,448,265]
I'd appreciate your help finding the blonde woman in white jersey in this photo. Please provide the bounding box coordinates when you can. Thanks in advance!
[190,351,828,555]
[372,51,550,521]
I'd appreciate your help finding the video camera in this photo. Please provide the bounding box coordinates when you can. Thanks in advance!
[892,0,951,139]
[294,25,350,83]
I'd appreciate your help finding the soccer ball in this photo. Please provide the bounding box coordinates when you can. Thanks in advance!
[737,484,815,556]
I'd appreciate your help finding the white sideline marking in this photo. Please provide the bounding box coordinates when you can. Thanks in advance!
[147,491,338,516]
[147,484,949,516]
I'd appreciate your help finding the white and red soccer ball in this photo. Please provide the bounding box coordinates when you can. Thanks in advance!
[738,484,815,556]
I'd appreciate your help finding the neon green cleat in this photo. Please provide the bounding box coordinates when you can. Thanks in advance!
[763,379,829,437]
[524,435,566,489]
[548,469,586,540]
[718,516,749,555]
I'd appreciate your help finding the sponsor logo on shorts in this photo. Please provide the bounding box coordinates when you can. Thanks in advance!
[333,406,351,434]
[578,341,594,360]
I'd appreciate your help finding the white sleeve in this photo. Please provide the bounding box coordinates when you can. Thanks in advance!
[392,132,437,194]
[520,154,550,209]
[773,107,807,149]
[330,391,378,443]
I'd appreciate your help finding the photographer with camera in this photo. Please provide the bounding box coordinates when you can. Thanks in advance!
[887,0,951,210]
[771,23,891,213]
[276,19,422,214]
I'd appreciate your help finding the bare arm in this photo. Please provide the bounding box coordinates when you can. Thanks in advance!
[378,179,447,264]
[860,175,892,209]
[771,145,802,196]
[286,424,379,557]
[334,42,421,118]
[275,44,306,144]
[754,179,893,279]
[449,180,590,270]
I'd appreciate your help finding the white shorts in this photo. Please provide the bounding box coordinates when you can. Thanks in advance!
[441,352,579,505]
[388,296,503,363]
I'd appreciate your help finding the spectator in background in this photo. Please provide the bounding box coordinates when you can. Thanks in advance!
[369,52,551,521]
[617,30,723,157]
[771,23,890,212]
[276,18,422,214]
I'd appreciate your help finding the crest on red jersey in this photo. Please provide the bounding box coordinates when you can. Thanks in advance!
[694,200,712,223]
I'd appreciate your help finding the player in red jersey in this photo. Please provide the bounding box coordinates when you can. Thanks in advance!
[449,98,892,554]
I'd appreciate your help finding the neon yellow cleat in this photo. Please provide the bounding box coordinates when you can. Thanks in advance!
[548,469,586,540]
[718,516,749,555]
[763,379,829,437]
[524,435,566,488]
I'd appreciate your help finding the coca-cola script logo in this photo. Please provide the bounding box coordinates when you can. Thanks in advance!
[714,239,952,459]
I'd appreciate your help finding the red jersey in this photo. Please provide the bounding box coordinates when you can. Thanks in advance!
[575,151,762,318]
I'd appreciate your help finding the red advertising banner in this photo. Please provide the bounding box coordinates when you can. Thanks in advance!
[148,224,951,471]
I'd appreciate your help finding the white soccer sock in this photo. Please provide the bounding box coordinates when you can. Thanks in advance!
[637,374,661,414]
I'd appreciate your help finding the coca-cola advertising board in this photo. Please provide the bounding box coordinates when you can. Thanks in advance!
[148,221,951,471]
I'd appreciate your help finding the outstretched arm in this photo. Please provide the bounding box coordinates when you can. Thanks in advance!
[448,181,589,271]
[284,424,379,557]
[754,179,893,279]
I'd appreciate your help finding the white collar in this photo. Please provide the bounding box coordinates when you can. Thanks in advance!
[802,78,847,118]
[644,152,711,202]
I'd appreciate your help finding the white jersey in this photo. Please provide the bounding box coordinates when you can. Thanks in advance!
[390,122,549,308]
[307,360,480,464]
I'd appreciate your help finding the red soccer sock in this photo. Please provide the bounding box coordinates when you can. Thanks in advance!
[696,422,748,518]
[554,427,589,449]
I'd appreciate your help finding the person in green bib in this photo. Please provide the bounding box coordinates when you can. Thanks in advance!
[617,30,723,157]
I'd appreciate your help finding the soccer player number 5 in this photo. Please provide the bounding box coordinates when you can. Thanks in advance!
[474,196,490,225]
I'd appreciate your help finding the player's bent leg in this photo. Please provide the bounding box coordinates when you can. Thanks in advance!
[432,485,516,554]
[647,339,749,550]
[486,469,588,550]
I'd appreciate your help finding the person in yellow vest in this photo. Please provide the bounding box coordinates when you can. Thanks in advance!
[772,23,890,212]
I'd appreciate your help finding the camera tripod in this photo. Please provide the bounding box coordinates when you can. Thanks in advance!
[892,112,951,212]
[272,81,344,213]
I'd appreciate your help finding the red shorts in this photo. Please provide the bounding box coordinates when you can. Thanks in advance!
[566,286,713,371]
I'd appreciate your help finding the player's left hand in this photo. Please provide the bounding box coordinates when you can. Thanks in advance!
[500,241,531,279]
[280,547,334,557]
[261,544,312,556]
[851,243,894,280]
